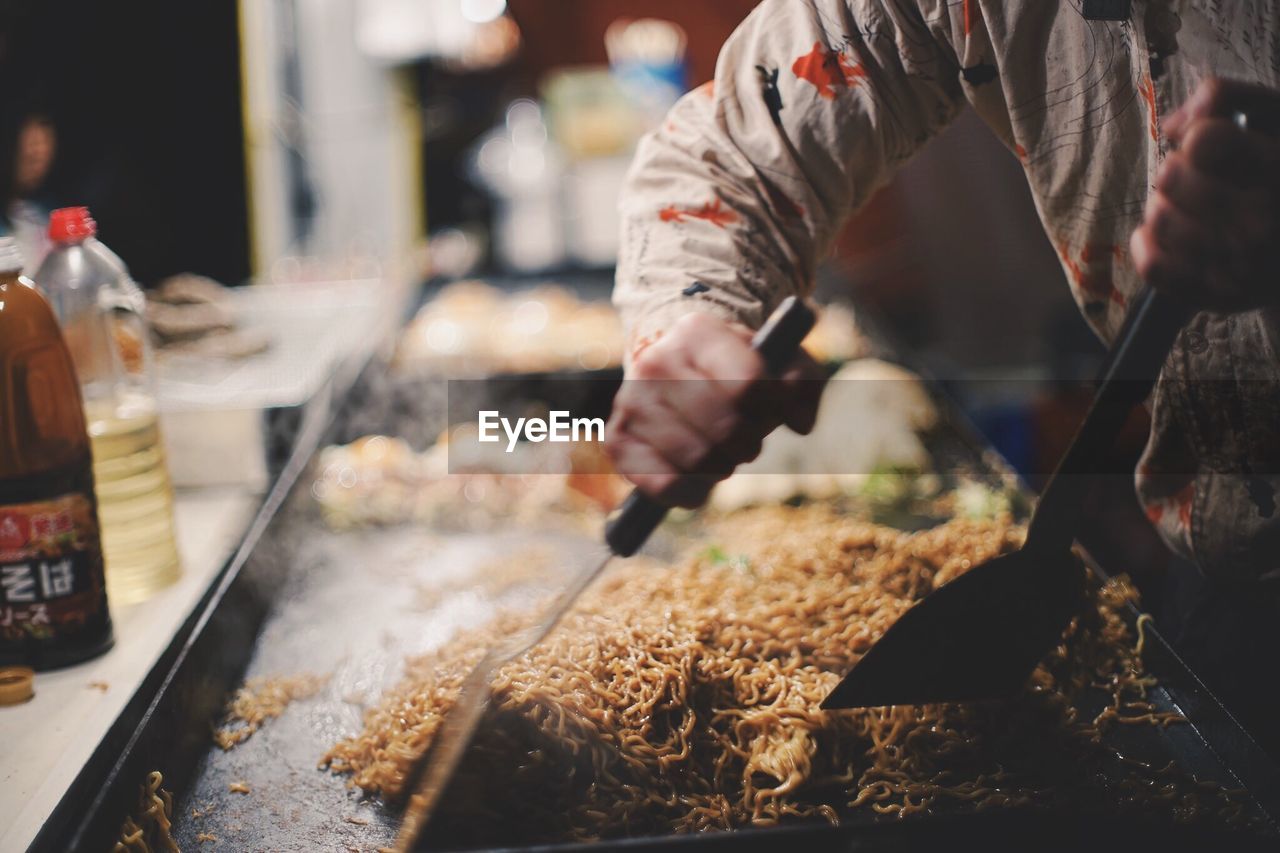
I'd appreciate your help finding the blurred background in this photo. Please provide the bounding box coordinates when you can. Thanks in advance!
[0,0,1167,583]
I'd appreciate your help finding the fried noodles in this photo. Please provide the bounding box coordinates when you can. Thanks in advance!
[214,672,329,750]
[323,506,1247,845]
[112,771,180,853]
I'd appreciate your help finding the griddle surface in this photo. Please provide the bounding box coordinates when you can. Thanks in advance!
[175,519,602,851]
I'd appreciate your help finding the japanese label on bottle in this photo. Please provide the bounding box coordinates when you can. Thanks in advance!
[0,491,107,645]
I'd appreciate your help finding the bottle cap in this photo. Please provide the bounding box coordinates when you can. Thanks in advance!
[0,235,24,273]
[49,206,98,243]
[0,666,34,705]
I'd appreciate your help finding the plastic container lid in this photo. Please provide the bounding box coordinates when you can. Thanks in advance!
[0,235,24,273]
[48,206,98,243]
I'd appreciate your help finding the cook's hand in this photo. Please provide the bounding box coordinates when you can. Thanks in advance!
[605,312,825,508]
[1131,78,1280,311]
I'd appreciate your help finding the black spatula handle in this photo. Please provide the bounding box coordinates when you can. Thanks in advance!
[1027,286,1191,551]
[604,296,817,557]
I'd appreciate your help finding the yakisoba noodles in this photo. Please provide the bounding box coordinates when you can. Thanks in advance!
[323,506,1249,845]
[112,771,179,853]
[214,672,329,750]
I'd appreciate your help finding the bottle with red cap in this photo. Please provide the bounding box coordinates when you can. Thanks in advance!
[35,207,182,605]
[0,235,113,668]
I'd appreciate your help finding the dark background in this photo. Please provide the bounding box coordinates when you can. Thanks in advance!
[0,0,249,287]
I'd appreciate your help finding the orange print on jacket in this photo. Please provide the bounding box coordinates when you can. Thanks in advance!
[1146,482,1194,529]
[791,42,866,100]
[658,198,739,228]
[1057,241,1127,308]
[1138,73,1159,142]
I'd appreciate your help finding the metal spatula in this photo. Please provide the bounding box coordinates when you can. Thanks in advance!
[396,296,816,851]
[822,286,1190,709]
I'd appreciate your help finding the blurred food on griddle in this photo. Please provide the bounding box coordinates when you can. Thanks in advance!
[312,433,626,531]
[395,280,625,374]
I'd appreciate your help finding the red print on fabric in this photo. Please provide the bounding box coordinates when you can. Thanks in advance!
[631,330,664,361]
[791,42,866,100]
[1138,73,1159,142]
[1146,482,1194,529]
[1057,241,1127,308]
[658,198,739,228]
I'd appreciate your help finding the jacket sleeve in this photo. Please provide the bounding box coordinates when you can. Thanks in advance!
[614,0,965,357]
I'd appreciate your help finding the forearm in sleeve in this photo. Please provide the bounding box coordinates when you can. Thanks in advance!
[614,0,966,356]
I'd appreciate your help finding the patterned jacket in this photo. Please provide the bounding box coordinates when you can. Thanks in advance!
[615,0,1280,585]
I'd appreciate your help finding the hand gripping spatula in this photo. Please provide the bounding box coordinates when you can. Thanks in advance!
[822,286,1190,709]
[395,296,816,851]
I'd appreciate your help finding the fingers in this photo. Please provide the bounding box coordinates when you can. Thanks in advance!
[1132,79,1280,312]
[1178,117,1280,189]
[1143,188,1217,259]
[684,314,759,382]
[603,428,714,507]
[1135,188,1244,306]
[1129,219,1204,305]
[622,398,731,476]
[1165,78,1280,144]
[605,308,826,507]
[609,316,714,504]
[1130,193,1260,311]
[690,320,825,447]
[679,315,766,446]
[1156,149,1268,224]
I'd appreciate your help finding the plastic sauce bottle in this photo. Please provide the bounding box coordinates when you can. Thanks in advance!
[0,236,113,668]
[35,207,182,605]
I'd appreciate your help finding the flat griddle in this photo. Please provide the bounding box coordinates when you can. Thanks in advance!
[32,293,1280,853]
[175,523,605,852]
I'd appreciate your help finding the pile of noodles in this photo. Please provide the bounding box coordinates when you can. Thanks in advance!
[323,506,1247,846]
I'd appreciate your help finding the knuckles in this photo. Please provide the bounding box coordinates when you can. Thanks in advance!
[700,409,743,447]
[608,311,829,501]
[631,345,680,381]
[1184,119,1254,177]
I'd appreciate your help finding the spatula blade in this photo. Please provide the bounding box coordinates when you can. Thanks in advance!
[820,550,1084,709]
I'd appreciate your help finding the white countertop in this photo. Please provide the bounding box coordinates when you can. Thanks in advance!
[0,486,260,852]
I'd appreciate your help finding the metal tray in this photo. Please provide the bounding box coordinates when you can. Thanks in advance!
[32,336,1280,853]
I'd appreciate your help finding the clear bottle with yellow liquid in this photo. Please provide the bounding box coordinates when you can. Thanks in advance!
[35,207,181,605]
